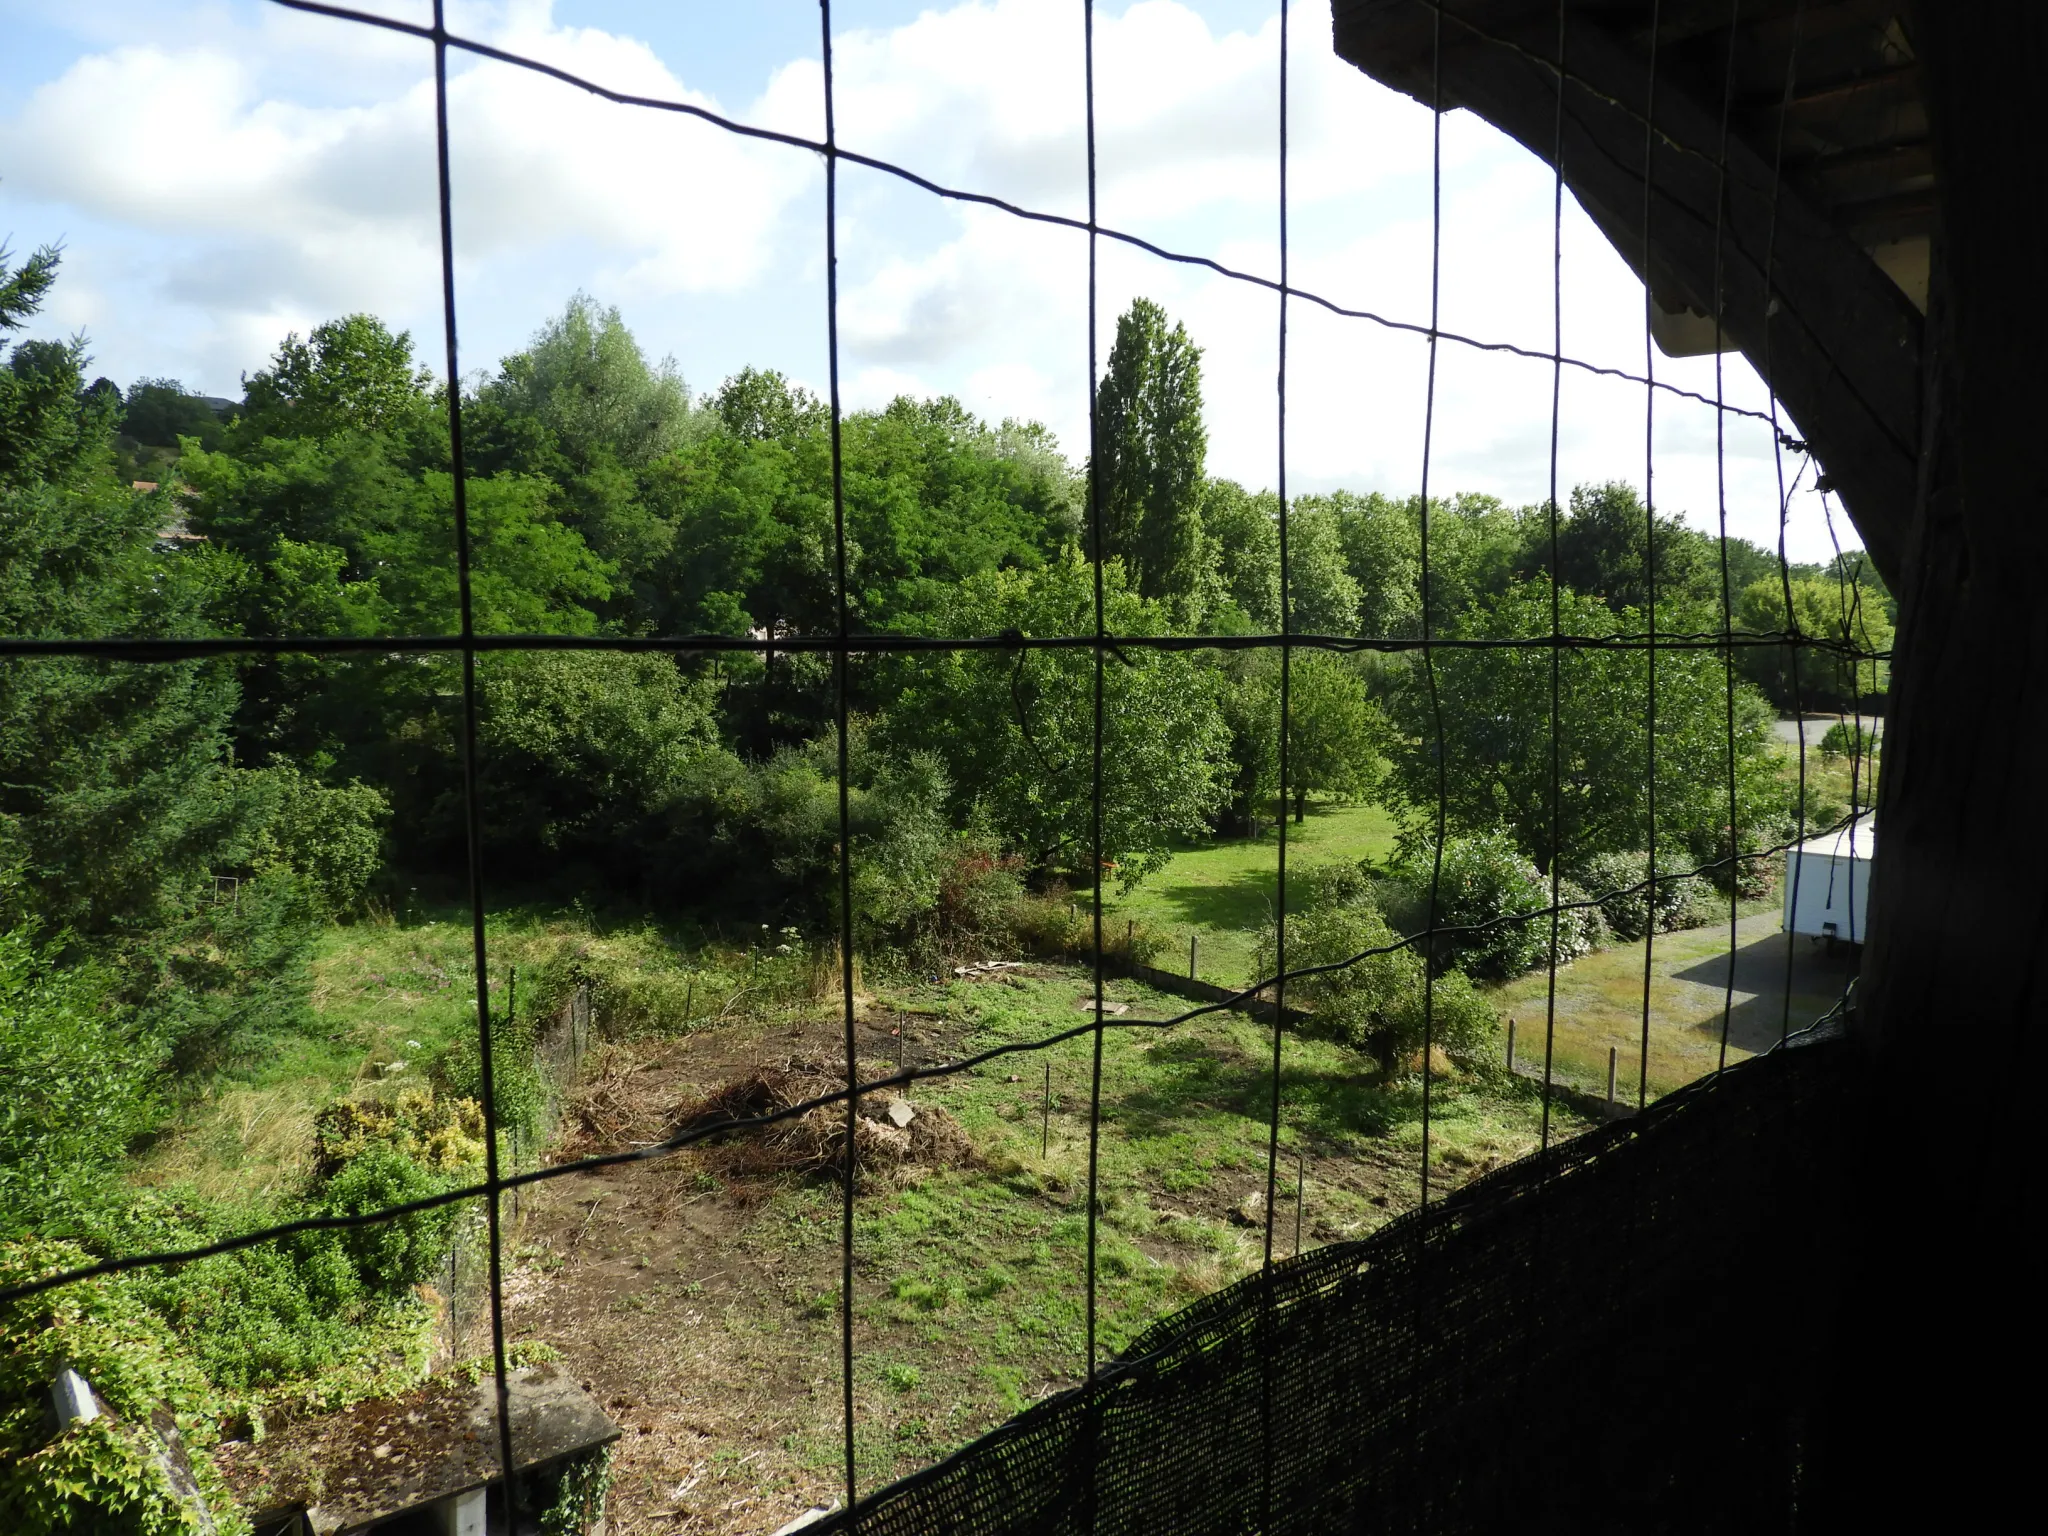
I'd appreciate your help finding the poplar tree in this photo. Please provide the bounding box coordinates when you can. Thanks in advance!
[1093,298,1208,616]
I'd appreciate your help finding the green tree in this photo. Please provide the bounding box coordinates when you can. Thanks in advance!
[1199,480,1279,631]
[471,649,725,889]
[1284,651,1388,821]
[1285,501,1363,635]
[1386,579,1786,874]
[119,379,229,452]
[0,246,119,493]
[714,366,827,443]
[1734,573,1892,712]
[483,294,697,472]
[239,313,434,442]
[881,551,1230,887]
[1318,490,1421,637]
[1093,298,1208,615]
[1531,481,1716,619]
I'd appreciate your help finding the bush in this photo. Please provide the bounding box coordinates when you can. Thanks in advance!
[1575,850,1716,940]
[1387,967,1498,1062]
[1005,891,1169,970]
[927,840,1026,958]
[310,1142,462,1295]
[1384,830,1599,980]
[433,1017,547,1144]
[246,765,388,915]
[1818,720,1879,760]
[0,919,152,1240]
[1,1238,243,1536]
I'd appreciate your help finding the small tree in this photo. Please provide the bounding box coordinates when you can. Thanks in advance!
[881,551,1229,889]
[1283,651,1389,822]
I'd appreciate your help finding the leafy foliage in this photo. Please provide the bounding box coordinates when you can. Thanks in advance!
[0,1239,245,1536]
[0,919,148,1239]
[1094,299,1207,616]
[1387,579,1787,875]
[1382,829,1601,981]
[880,552,1230,888]
[1573,849,1718,942]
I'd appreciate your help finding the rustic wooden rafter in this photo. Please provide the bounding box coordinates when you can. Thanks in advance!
[1333,0,1923,584]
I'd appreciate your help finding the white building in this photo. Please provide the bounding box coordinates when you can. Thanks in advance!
[1782,810,1875,946]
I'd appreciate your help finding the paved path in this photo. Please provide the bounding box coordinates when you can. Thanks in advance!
[1771,714,1882,749]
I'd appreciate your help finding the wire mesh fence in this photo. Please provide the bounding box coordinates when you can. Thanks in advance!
[0,1,1892,1530]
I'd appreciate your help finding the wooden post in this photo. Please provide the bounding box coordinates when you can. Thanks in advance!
[1189,934,1198,980]
[1042,1061,1051,1159]
[1506,1017,1516,1072]
[1295,1154,1306,1256]
[682,976,694,1031]
[1606,1047,1618,1115]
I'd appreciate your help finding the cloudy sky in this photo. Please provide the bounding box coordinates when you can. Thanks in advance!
[0,0,1852,560]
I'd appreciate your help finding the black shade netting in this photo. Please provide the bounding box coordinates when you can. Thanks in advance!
[818,1035,1850,1536]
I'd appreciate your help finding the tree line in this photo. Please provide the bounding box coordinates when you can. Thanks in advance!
[1,240,1892,1219]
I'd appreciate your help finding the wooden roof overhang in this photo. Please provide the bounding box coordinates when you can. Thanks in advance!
[1330,0,1933,584]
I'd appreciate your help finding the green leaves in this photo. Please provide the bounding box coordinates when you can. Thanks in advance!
[881,552,1230,889]
[1095,299,1208,616]
[1387,578,1787,875]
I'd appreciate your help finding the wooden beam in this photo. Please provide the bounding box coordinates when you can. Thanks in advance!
[1333,0,1922,585]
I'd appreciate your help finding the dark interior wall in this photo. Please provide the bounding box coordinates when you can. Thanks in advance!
[1814,4,2048,1527]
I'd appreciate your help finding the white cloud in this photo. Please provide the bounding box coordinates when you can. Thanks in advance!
[0,0,1843,556]
[0,2,815,383]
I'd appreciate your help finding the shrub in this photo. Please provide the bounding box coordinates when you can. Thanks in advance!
[1005,893,1169,969]
[310,1142,461,1295]
[0,1238,243,1536]
[1387,967,1498,1062]
[1256,899,1430,1071]
[927,840,1026,958]
[433,1018,547,1144]
[311,1088,486,1180]
[246,764,389,915]
[1818,720,1879,760]
[1384,830,1599,980]
[0,919,152,1240]
[1575,850,1716,940]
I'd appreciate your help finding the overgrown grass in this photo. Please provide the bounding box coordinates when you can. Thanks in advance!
[735,964,1568,1489]
[1097,800,1400,986]
[134,906,717,1205]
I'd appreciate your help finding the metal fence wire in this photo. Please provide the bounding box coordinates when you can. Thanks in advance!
[0,0,1886,1530]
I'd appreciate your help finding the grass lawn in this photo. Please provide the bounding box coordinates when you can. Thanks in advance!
[503,960,1586,1529]
[1487,911,1854,1101]
[1100,800,1400,986]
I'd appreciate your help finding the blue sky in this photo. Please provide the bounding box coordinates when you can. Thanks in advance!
[0,0,1854,561]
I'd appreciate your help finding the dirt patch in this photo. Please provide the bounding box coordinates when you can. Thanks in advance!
[675,1058,975,1186]
[503,1021,986,1535]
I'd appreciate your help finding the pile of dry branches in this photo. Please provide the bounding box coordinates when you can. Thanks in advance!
[674,1057,973,1184]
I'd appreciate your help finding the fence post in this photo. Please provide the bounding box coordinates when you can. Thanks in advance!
[1606,1047,1618,1115]
[1506,1017,1516,1072]
[507,966,517,1032]
[1189,934,1198,980]
[1042,1061,1051,1159]
[1295,1154,1306,1256]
